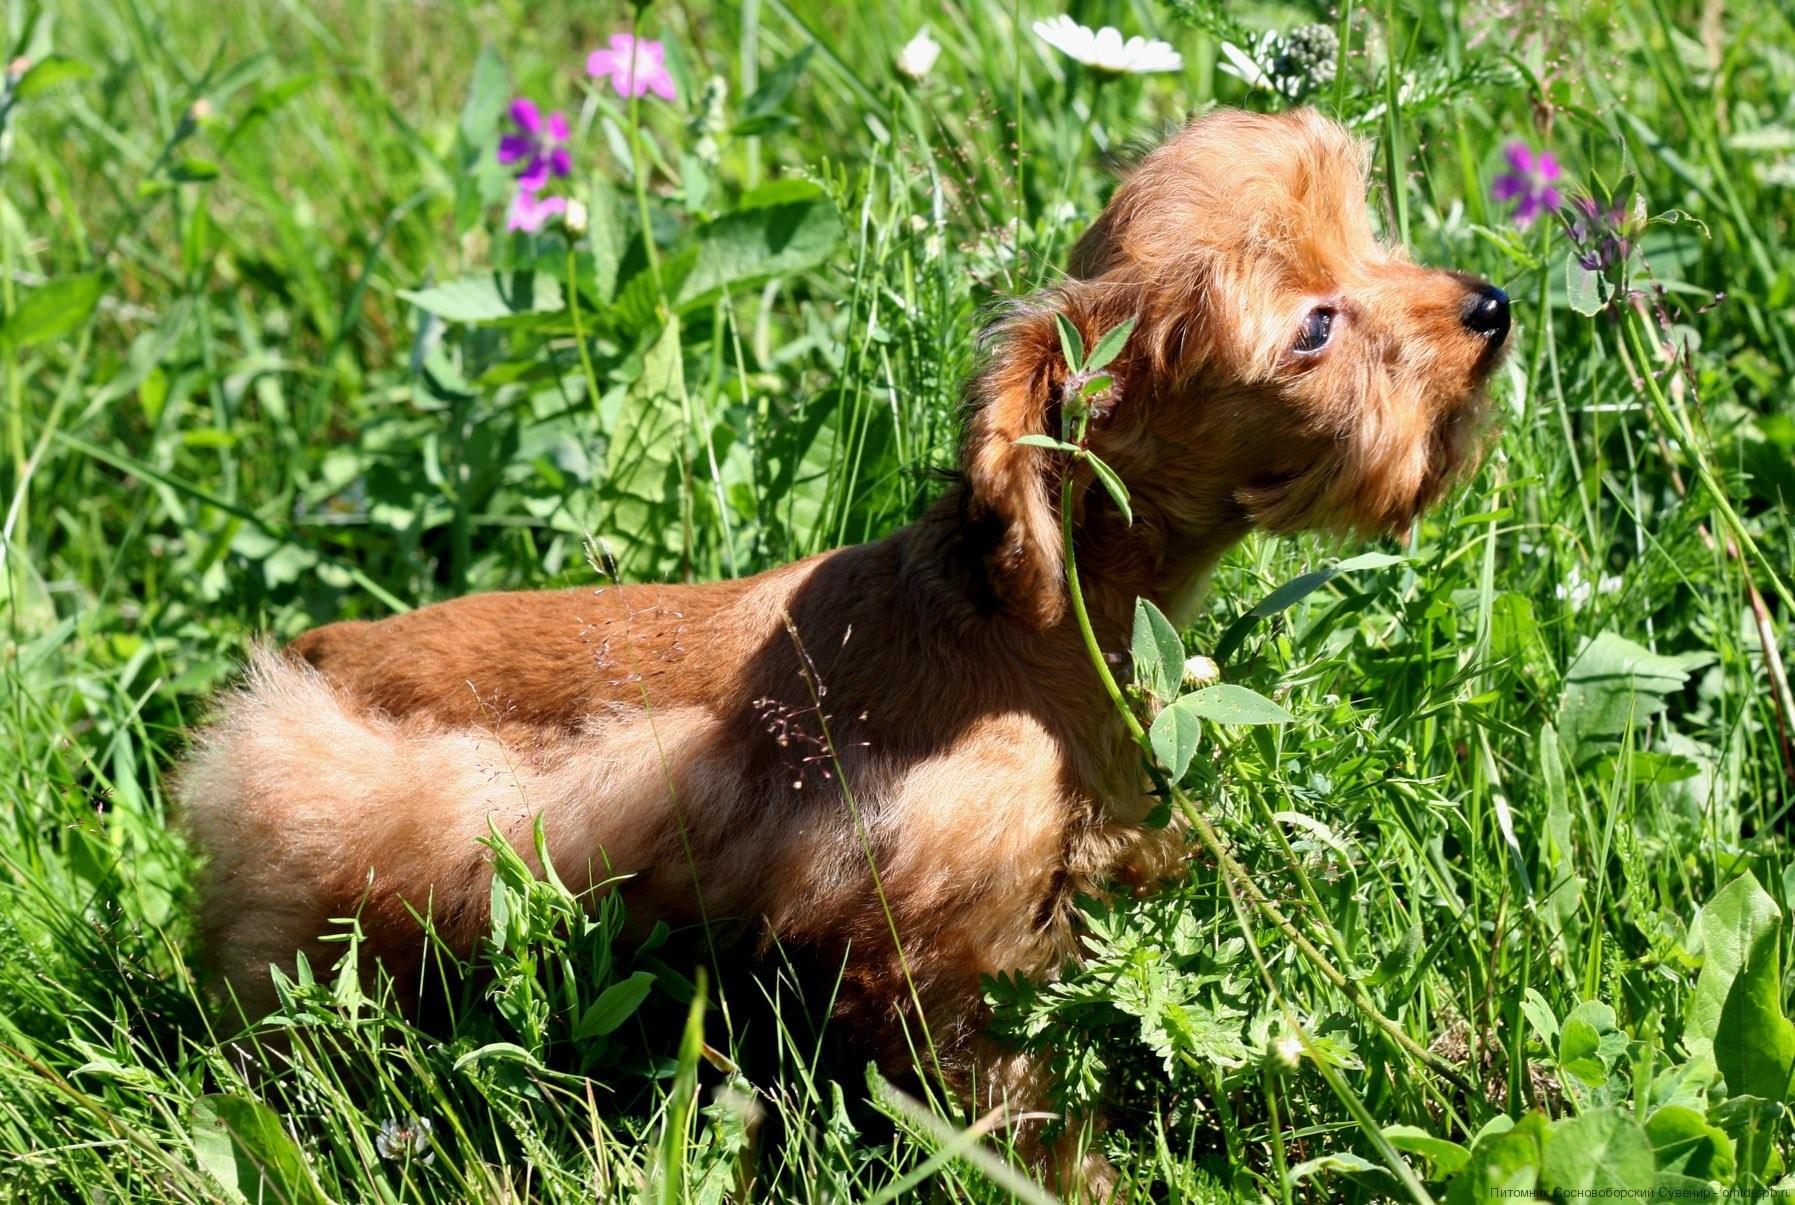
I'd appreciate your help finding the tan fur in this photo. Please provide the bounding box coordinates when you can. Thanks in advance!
[178,109,1506,1192]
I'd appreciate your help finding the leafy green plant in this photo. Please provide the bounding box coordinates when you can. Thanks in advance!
[5,0,1795,1198]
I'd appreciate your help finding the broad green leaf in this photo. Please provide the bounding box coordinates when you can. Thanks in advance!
[584,184,628,305]
[1383,1125,1471,1178]
[1080,373,1113,398]
[452,44,513,233]
[458,43,509,146]
[1539,1109,1656,1198]
[1644,1106,1735,1180]
[675,181,842,309]
[399,272,565,324]
[1446,1112,1546,1205]
[1178,684,1294,725]
[613,245,696,332]
[576,971,658,1039]
[191,1095,330,1205]
[1717,931,1795,1101]
[1686,873,1786,1089]
[1707,1095,1779,1182]
[1150,685,1290,776]
[597,314,688,578]
[1566,251,1605,316]
[1564,998,1616,1033]
[1562,1000,1627,1078]
[1083,316,1137,373]
[1082,451,1132,524]
[1558,1016,1607,1086]
[1684,872,1795,1101]
[1518,987,1559,1046]
[1131,598,1185,704]
[1556,632,1713,767]
[1054,311,1084,371]
[1149,699,1201,779]
[488,861,513,948]
[1,273,103,348]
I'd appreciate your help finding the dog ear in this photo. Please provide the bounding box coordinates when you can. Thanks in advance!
[961,306,1071,631]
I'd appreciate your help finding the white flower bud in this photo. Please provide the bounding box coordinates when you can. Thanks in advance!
[563,198,589,235]
[896,30,942,80]
[1182,655,1221,688]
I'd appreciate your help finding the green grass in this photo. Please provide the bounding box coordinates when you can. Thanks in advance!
[5,0,1795,1199]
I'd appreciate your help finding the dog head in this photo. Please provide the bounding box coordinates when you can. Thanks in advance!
[962,108,1507,629]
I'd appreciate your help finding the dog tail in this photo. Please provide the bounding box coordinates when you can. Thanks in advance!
[176,647,529,1014]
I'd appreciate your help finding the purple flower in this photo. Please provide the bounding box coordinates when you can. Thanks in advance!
[587,34,677,101]
[1564,193,1638,274]
[1491,141,1563,228]
[497,97,572,192]
[507,189,568,233]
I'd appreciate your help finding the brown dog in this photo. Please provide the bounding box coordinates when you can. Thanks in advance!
[180,108,1505,1180]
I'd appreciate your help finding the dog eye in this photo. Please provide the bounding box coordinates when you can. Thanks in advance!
[1294,307,1334,354]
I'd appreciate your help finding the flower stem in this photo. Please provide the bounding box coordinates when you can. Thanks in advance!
[566,243,602,411]
[628,9,665,304]
[1054,452,1476,1097]
[1059,459,1138,741]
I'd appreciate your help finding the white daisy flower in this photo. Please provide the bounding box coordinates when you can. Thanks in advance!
[896,29,942,80]
[1032,16,1183,76]
[1217,40,1273,89]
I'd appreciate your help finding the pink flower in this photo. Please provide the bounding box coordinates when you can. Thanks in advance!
[507,189,568,233]
[587,34,676,101]
[497,97,572,192]
[1491,141,1563,228]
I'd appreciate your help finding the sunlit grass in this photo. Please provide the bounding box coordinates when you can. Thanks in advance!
[3,0,1794,1199]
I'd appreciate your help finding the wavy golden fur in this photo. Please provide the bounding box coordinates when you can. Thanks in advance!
[179,108,1507,1193]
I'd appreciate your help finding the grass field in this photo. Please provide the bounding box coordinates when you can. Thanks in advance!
[5,0,1795,1199]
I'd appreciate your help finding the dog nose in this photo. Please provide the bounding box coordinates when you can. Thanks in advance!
[1461,284,1510,342]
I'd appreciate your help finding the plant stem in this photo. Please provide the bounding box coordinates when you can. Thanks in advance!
[1054,461,1478,1097]
[1263,1065,1295,1205]
[567,243,602,410]
[627,9,664,304]
[1060,474,1137,740]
